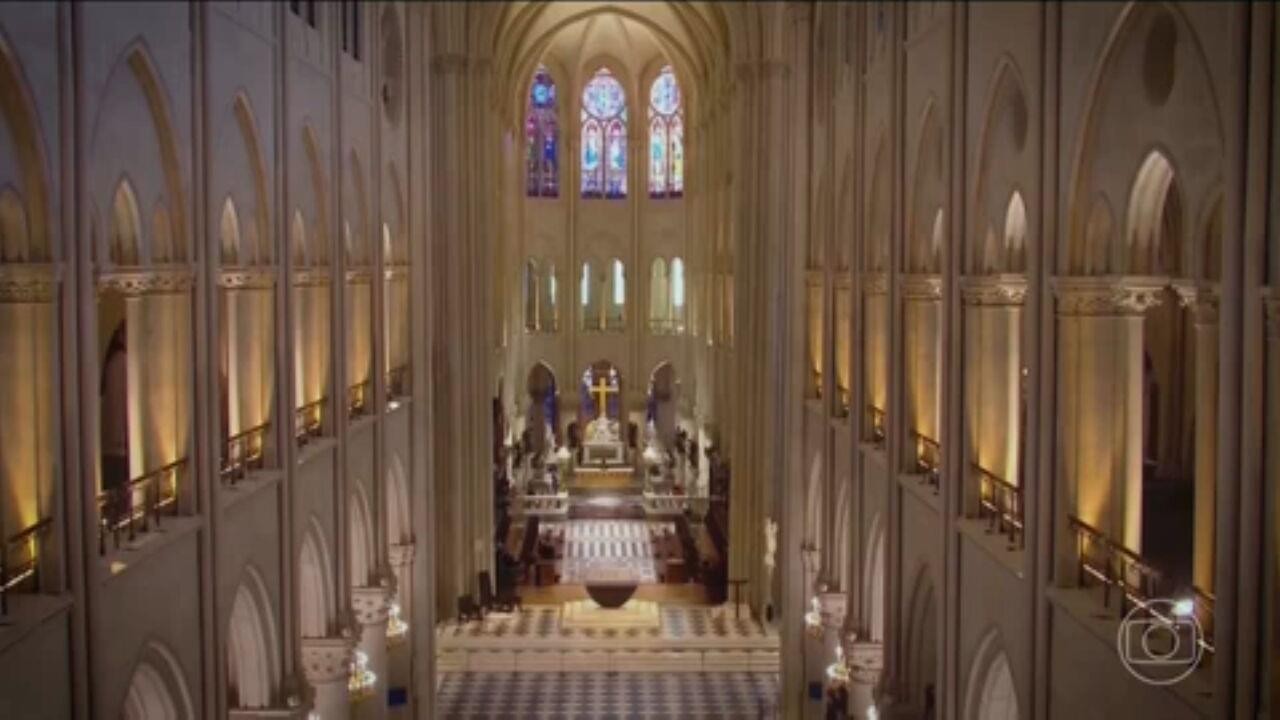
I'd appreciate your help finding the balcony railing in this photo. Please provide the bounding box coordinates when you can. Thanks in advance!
[1192,585,1216,655]
[98,459,185,555]
[974,465,1023,549]
[348,380,371,420]
[910,430,941,491]
[1068,515,1160,617]
[1,517,52,615]
[648,318,686,335]
[295,397,326,446]
[386,365,409,401]
[865,405,886,445]
[221,421,269,486]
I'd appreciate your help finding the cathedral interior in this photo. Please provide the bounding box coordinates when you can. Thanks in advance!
[0,2,1278,719]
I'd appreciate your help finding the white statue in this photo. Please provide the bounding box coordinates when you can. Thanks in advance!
[764,518,779,570]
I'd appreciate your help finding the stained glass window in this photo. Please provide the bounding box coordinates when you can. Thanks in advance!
[525,65,559,197]
[648,66,684,198]
[581,68,627,199]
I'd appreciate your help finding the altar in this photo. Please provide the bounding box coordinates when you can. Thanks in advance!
[582,416,627,465]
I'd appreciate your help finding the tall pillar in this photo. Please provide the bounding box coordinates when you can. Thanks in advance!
[843,639,885,720]
[301,636,356,720]
[1175,285,1219,595]
[386,544,414,719]
[960,276,1027,515]
[351,584,394,720]
[1053,277,1163,575]
[901,275,943,471]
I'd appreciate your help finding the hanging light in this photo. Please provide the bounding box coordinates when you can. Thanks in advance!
[348,649,377,702]
[386,601,409,641]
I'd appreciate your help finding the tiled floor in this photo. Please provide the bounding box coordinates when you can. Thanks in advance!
[435,671,780,719]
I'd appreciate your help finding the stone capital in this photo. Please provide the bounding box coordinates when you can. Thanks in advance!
[219,267,275,290]
[842,639,885,685]
[0,264,59,303]
[97,266,195,297]
[862,272,888,296]
[345,268,373,285]
[901,273,943,301]
[352,584,395,627]
[1052,275,1165,317]
[300,636,356,684]
[291,268,331,287]
[817,591,847,629]
[960,274,1027,307]
[389,542,416,569]
[1264,287,1280,340]
[1172,281,1220,325]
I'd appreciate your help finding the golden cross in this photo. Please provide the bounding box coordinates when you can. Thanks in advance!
[590,375,618,419]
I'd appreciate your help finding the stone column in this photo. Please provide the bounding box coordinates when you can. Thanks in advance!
[1053,277,1163,575]
[1175,284,1220,595]
[843,639,885,720]
[386,544,414,719]
[959,276,1027,516]
[804,591,847,720]
[301,636,356,720]
[351,584,394,720]
[901,275,943,471]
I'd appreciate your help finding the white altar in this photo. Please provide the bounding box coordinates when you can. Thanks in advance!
[582,416,627,465]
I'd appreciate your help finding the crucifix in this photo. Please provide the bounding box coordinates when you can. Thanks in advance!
[589,375,618,420]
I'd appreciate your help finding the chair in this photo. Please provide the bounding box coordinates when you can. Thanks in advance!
[457,594,482,625]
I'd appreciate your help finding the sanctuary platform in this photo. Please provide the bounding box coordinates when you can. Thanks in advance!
[436,604,779,674]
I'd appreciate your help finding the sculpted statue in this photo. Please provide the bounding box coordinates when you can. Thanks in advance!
[764,518,779,570]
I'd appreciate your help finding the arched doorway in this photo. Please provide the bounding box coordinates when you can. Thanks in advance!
[864,515,886,642]
[122,643,195,720]
[905,568,939,716]
[298,519,334,638]
[525,361,558,455]
[227,568,279,710]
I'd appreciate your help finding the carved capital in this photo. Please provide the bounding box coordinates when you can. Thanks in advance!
[292,268,331,287]
[842,640,885,686]
[219,267,276,290]
[901,273,943,301]
[352,584,394,627]
[97,267,195,296]
[862,272,888,296]
[1052,276,1165,317]
[1172,282,1220,325]
[0,264,59,303]
[960,274,1027,307]
[389,542,416,569]
[817,591,847,629]
[1264,287,1280,340]
[300,636,355,684]
[345,268,373,285]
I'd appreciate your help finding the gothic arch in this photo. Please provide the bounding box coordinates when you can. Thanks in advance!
[121,641,195,720]
[384,163,406,263]
[865,130,891,273]
[904,563,939,711]
[907,99,945,273]
[232,91,271,264]
[864,514,886,642]
[832,478,852,592]
[0,31,51,260]
[298,517,335,638]
[386,453,411,545]
[226,565,280,710]
[1124,148,1184,277]
[971,56,1031,274]
[805,451,823,548]
[301,124,330,264]
[1066,2,1224,275]
[350,484,376,587]
[110,178,143,266]
[963,628,1020,720]
[219,196,241,265]
[346,149,370,266]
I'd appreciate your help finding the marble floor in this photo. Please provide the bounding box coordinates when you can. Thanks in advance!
[435,671,780,719]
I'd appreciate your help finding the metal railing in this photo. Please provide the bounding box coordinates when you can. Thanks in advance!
[974,465,1023,549]
[221,421,269,486]
[348,379,371,420]
[386,365,409,400]
[295,397,326,446]
[1,517,52,614]
[98,459,185,555]
[865,405,887,445]
[910,430,941,491]
[1192,585,1216,655]
[1068,515,1161,618]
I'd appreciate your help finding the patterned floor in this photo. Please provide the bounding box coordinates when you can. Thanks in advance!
[437,604,774,644]
[543,520,673,584]
[436,672,779,719]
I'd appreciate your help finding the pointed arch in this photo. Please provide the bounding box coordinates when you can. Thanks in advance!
[110,179,143,265]
[346,149,370,266]
[1003,191,1027,272]
[964,628,1020,720]
[866,131,891,273]
[122,642,195,720]
[219,196,241,265]
[908,100,945,273]
[805,451,823,547]
[647,64,683,198]
[349,484,375,587]
[581,66,628,199]
[0,186,30,262]
[386,453,411,545]
[971,56,1031,274]
[904,564,940,711]
[298,517,335,638]
[1124,149,1183,276]
[232,91,271,264]
[525,63,560,197]
[0,33,51,260]
[301,124,330,265]
[226,566,280,710]
[864,513,886,642]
